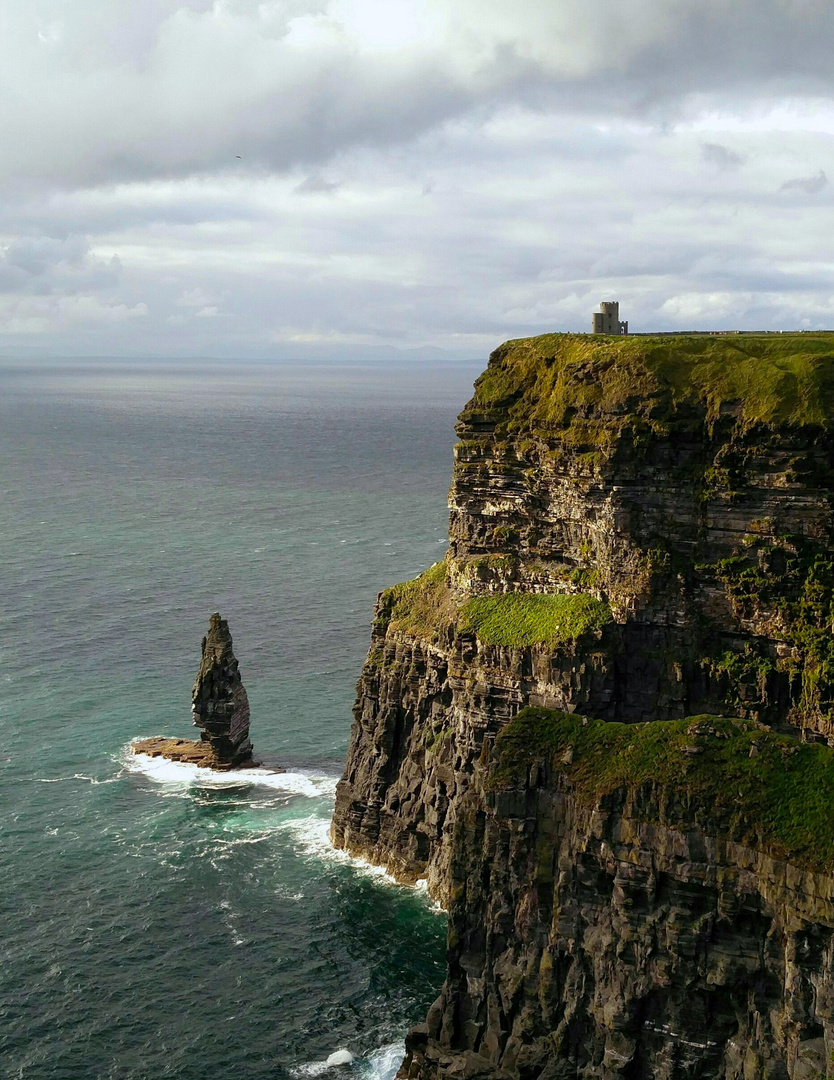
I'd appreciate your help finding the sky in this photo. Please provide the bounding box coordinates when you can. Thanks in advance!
[2,0,834,359]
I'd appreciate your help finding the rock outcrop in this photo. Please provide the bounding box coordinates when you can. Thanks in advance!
[331,333,834,1077]
[133,612,253,770]
[401,710,834,1080]
[190,612,253,764]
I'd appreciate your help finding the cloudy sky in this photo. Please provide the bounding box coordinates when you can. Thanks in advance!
[2,0,834,358]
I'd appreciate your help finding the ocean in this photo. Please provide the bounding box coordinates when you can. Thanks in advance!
[0,355,482,1080]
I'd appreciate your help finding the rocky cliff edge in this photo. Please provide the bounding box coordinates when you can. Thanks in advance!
[331,332,834,1078]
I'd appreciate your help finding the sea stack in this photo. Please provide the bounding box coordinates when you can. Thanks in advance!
[191,612,253,765]
[132,612,254,770]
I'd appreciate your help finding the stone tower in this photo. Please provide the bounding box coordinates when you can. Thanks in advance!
[592,301,628,335]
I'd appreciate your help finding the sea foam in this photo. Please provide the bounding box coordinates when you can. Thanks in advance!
[276,814,441,901]
[124,747,443,907]
[291,1041,403,1079]
[362,1042,407,1080]
[125,747,338,799]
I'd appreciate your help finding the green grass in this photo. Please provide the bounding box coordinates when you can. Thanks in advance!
[376,563,609,648]
[377,561,454,641]
[466,333,834,447]
[459,592,611,646]
[490,708,834,872]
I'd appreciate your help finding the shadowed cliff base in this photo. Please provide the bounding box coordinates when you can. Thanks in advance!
[400,710,834,1080]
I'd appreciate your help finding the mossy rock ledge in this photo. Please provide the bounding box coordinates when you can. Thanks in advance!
[490,707,834,873]
[401,710,834,1080]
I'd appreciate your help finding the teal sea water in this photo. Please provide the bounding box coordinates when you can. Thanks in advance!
[0,356,482,1079]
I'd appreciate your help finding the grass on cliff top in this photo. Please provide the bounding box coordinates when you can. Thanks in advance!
[379,564,610,648]
[459,592,611,647]
[490,707,834,872]
[380,560,455,641]
[467,332,834,442]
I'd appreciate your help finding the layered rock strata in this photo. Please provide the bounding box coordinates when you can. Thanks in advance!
[190,612,253,763]
[333,334,834,893]
[331,333,834,1077]
[402,710,834,1080]
[133,612,253,770]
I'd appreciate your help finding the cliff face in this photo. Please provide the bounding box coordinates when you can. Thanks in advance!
[401,711,834,1080]
[330,333,834,1076]
[332,586,619,899]
[446,334,834,734]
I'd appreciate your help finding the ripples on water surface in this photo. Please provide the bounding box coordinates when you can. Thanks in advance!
[0,357,481,1079]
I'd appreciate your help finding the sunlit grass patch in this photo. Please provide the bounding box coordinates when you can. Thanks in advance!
[460,592,611,647]
[466,332,834,448]
[376,561,455,641]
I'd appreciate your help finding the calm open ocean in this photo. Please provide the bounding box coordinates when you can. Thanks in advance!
[0,356,482,1080]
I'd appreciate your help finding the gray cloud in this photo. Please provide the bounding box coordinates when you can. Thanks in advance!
[0,235,121,294]
[295,174,341,195]
[781,169,828,193]
[701,142,746,170]
[0,1,833,190]
[1,2,834,355]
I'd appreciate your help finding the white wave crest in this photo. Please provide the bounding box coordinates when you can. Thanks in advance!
[33,771,125,786]
[277,815,441,901]
[291,1042,404,1080]
[413,877,444,914]
[291,1060,331,1077]
[362,1042,405,1080]
[126,747,338,799]
[279,815,391,878]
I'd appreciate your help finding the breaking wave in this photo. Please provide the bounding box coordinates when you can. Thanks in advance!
[125,745,339,799]
[291,1041,404,1080]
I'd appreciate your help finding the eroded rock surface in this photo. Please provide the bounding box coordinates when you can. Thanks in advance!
[133,612,253,770]
[401,758,834,1080]
[333,334,834,892]
[331,333,834,1078]
[190,612,252,764]
[331,615,620,903]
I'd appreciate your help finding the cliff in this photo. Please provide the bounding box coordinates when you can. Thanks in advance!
[330,332,834,1077]
[402,710,834,1080]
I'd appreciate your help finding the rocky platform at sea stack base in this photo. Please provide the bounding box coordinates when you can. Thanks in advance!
[133,612,255,771]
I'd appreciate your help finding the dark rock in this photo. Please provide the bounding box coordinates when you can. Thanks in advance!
[330,334,834,1078]
[400,768,834,1080]
[129,735,239,769]
[191,612,253,765]
[133,612,253,770]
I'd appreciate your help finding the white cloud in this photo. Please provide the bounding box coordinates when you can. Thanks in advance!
[177,287,217,307]
[57,296,148,322]
[1,2,834,354]
[0,293,147,334]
